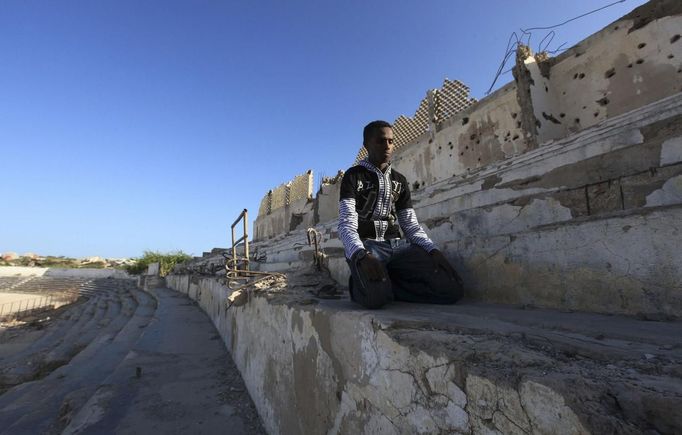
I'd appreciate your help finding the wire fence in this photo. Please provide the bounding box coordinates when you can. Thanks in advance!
[0,292,78,322]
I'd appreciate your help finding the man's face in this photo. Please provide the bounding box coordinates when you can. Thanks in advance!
[364,127,395,168]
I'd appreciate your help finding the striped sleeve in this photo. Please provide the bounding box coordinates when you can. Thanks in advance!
[397,208,436,252]
[338,198,365,259]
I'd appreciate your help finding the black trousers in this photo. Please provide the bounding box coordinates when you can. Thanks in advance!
[347,239,463,309]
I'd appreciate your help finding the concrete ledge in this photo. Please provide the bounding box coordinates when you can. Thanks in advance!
[166,271,682,434]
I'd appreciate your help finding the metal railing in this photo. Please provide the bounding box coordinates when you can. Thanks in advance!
[225,208,285,291]
[229,208,250,273]
[307,227,324,271]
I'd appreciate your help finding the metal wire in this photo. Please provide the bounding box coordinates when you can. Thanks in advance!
[520,0,626,33]
[485,0,629,95]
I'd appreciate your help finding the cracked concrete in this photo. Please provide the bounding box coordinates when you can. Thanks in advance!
[164,3,682,433]
[243,0,682,320]
[166,268,682,434]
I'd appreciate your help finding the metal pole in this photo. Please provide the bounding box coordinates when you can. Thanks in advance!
[231,225,237,273]
[243,209,249,271]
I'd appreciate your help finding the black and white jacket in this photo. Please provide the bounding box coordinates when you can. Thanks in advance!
[338,159,436,259]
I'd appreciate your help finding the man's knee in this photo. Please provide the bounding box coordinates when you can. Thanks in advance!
[349,275,393,309]
[359,289,392,309]
[431,271,464,304]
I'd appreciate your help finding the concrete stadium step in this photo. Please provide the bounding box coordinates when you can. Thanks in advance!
[0,280,136,389]
[0,276,35,292]
[8,277,91,295]
[165,268,682,433]
[42,291,123,366]
[0,297,100,369]
[0,284,157,433]
[2,298,96,361]
[0,283,133,361]
[61,286,264,434]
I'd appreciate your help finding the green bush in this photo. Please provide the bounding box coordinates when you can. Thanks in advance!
[124,251,192,276]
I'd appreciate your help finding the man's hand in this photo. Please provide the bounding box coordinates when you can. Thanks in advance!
[430,249,463,287]
[357,252,388,282]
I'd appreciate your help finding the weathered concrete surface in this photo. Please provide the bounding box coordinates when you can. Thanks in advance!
[529,0,682,144]
[245,0,682,320]
[0,280,263,434]
[60,287,264,435]
[166,270,682,435]
[246,92,682,319]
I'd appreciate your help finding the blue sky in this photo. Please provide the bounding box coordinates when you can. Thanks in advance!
[0,0,646,258]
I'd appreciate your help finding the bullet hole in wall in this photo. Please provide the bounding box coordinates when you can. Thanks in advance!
[637,42,647,49]
[596,97,610,106]
[559,113,566,118]
[636,59,644,64]
[462,117,469,125]
[605,68,616,78]
[579,73,585,79]
[671,34,680,44]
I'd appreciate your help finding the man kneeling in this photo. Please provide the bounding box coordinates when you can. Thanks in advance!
[338,120,463,309]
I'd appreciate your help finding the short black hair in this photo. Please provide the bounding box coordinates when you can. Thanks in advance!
[363,120,392,145]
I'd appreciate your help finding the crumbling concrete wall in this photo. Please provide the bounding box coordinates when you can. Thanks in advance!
[248,0,682,319]
[314,172,344,225]
[255,198,314,241]
[252,92,682,318]
[165,273,681,434]
[391,82,528,187]
[255,171,314,240]
[163,276,570,435]
[526,0,682,145]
